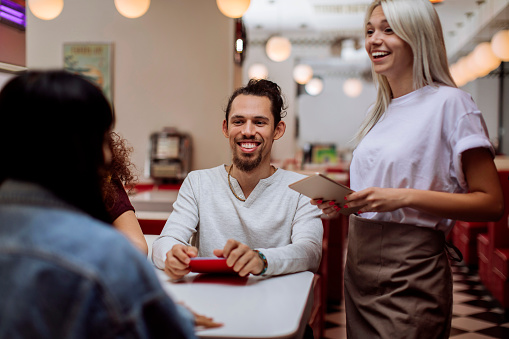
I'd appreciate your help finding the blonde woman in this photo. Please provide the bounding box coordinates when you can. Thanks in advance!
[312,0,504,337]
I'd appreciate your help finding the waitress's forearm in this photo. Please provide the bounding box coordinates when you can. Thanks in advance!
[405,189,504,222]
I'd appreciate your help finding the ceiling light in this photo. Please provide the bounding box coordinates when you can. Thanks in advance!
[248,63,268,79]
[471,42,501,77]
[28,0,63,20]
[491,30,509,61]
[343,78,363,98]
[305,78,323,96]
[449,64,468,87]
[293,64,313,85]
[114,0,150,19]
[216,0,250,19]
[454,55,478,85]
[266,36,292,62]
[429,0,444,3]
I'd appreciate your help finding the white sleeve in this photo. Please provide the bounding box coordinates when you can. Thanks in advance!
[258,194,323,276]
[151,174,200,269]
[450,112,494,189]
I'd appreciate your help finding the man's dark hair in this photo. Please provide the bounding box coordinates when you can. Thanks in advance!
[0,70,114,223]
[224,78,287,127]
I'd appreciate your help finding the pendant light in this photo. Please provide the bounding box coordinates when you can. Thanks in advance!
[293,64,313,85]
[28,0,63,20]
[266,36,292,62]
[343,78,363,98]
[491,30,509,61]
[248,63,268,79]
[216,0,250,19]
[114,0,150,19]
[305,77,324,96]
[471,42,501,77]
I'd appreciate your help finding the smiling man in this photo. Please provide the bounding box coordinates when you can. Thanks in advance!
[152,79,323,280]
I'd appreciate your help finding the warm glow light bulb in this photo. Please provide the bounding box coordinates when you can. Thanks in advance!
[266,36,292,62]
[491,30,509,61]
[216,0,250,19]
[471,42,501,77]
[343,78,363,98]
[28,0,64,20]
[305,78,324,96]
[248,63,268,79]
[293,64,313,85]
[456,55,478,84]
[450,63,468,87]
[114,0,151,19]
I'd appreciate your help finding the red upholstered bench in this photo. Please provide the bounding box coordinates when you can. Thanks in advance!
[452,221,487,267]
[475,169,509,307]
[477,233,491,291]
[492,248,509,308]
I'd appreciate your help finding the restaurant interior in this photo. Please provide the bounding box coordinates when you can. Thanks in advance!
[2,0,509,338]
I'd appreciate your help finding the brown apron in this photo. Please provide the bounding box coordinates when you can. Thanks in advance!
[344,215,453,339]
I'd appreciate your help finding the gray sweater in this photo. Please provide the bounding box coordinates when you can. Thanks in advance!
[152,165,323,276]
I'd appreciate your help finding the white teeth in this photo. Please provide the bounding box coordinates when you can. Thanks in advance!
[240,143,257,149]
[372,51,389,58]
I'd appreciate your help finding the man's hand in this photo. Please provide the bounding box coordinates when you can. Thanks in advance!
[213,239,264,277]
[164,244,198,280]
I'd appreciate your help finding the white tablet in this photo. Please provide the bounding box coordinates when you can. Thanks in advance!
[289,173,357,215]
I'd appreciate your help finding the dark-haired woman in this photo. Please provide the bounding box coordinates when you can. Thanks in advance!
[0,70,196,338]
[103,131,148,255]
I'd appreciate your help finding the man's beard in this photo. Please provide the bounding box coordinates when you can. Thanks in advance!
[233,151,262,172]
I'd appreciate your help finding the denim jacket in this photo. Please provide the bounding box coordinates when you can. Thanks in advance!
[0,180,196,339]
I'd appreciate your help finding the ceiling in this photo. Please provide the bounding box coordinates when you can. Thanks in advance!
[241,0,506,61]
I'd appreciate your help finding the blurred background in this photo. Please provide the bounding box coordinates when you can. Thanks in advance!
[0,0,508,181]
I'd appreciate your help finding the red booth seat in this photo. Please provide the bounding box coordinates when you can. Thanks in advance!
[477,233,491,290]
[474,169,509,308]
[452,221,487,267]
[493,248,509,281]
[492,248,509,308]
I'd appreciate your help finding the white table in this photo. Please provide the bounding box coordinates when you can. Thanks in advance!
[154,269,314,339]
[129,189,178,212]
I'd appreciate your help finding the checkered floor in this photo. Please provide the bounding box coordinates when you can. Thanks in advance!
[323,261,509,339]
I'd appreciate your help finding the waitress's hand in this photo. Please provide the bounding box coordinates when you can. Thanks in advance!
[164,244,198,280]
[346,187,405,213]
[310,199,343,217]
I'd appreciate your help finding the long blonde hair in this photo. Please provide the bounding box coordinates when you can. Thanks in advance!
[356,0,456,141]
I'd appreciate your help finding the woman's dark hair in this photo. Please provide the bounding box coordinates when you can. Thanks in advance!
[0,70,114,223]
[224,78,287,126]
[102,131,138,212]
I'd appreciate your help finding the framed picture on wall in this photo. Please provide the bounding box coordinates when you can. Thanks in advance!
[63,43,114,103]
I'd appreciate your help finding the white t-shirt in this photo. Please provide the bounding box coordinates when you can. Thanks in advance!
[350,84,493,233]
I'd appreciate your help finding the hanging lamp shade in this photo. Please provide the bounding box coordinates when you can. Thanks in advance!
[248,63,268,79]
[266,36,292,62]
[114,0,150,18]
[216,0,250,19]
[343,78,363,98]
[471,42,501,77]
[464,53,486,80]
[449,64,467,87]
[305,78,323,96]
[491,30,509,61]
[293,64,313,85]
[28,0,63,20]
